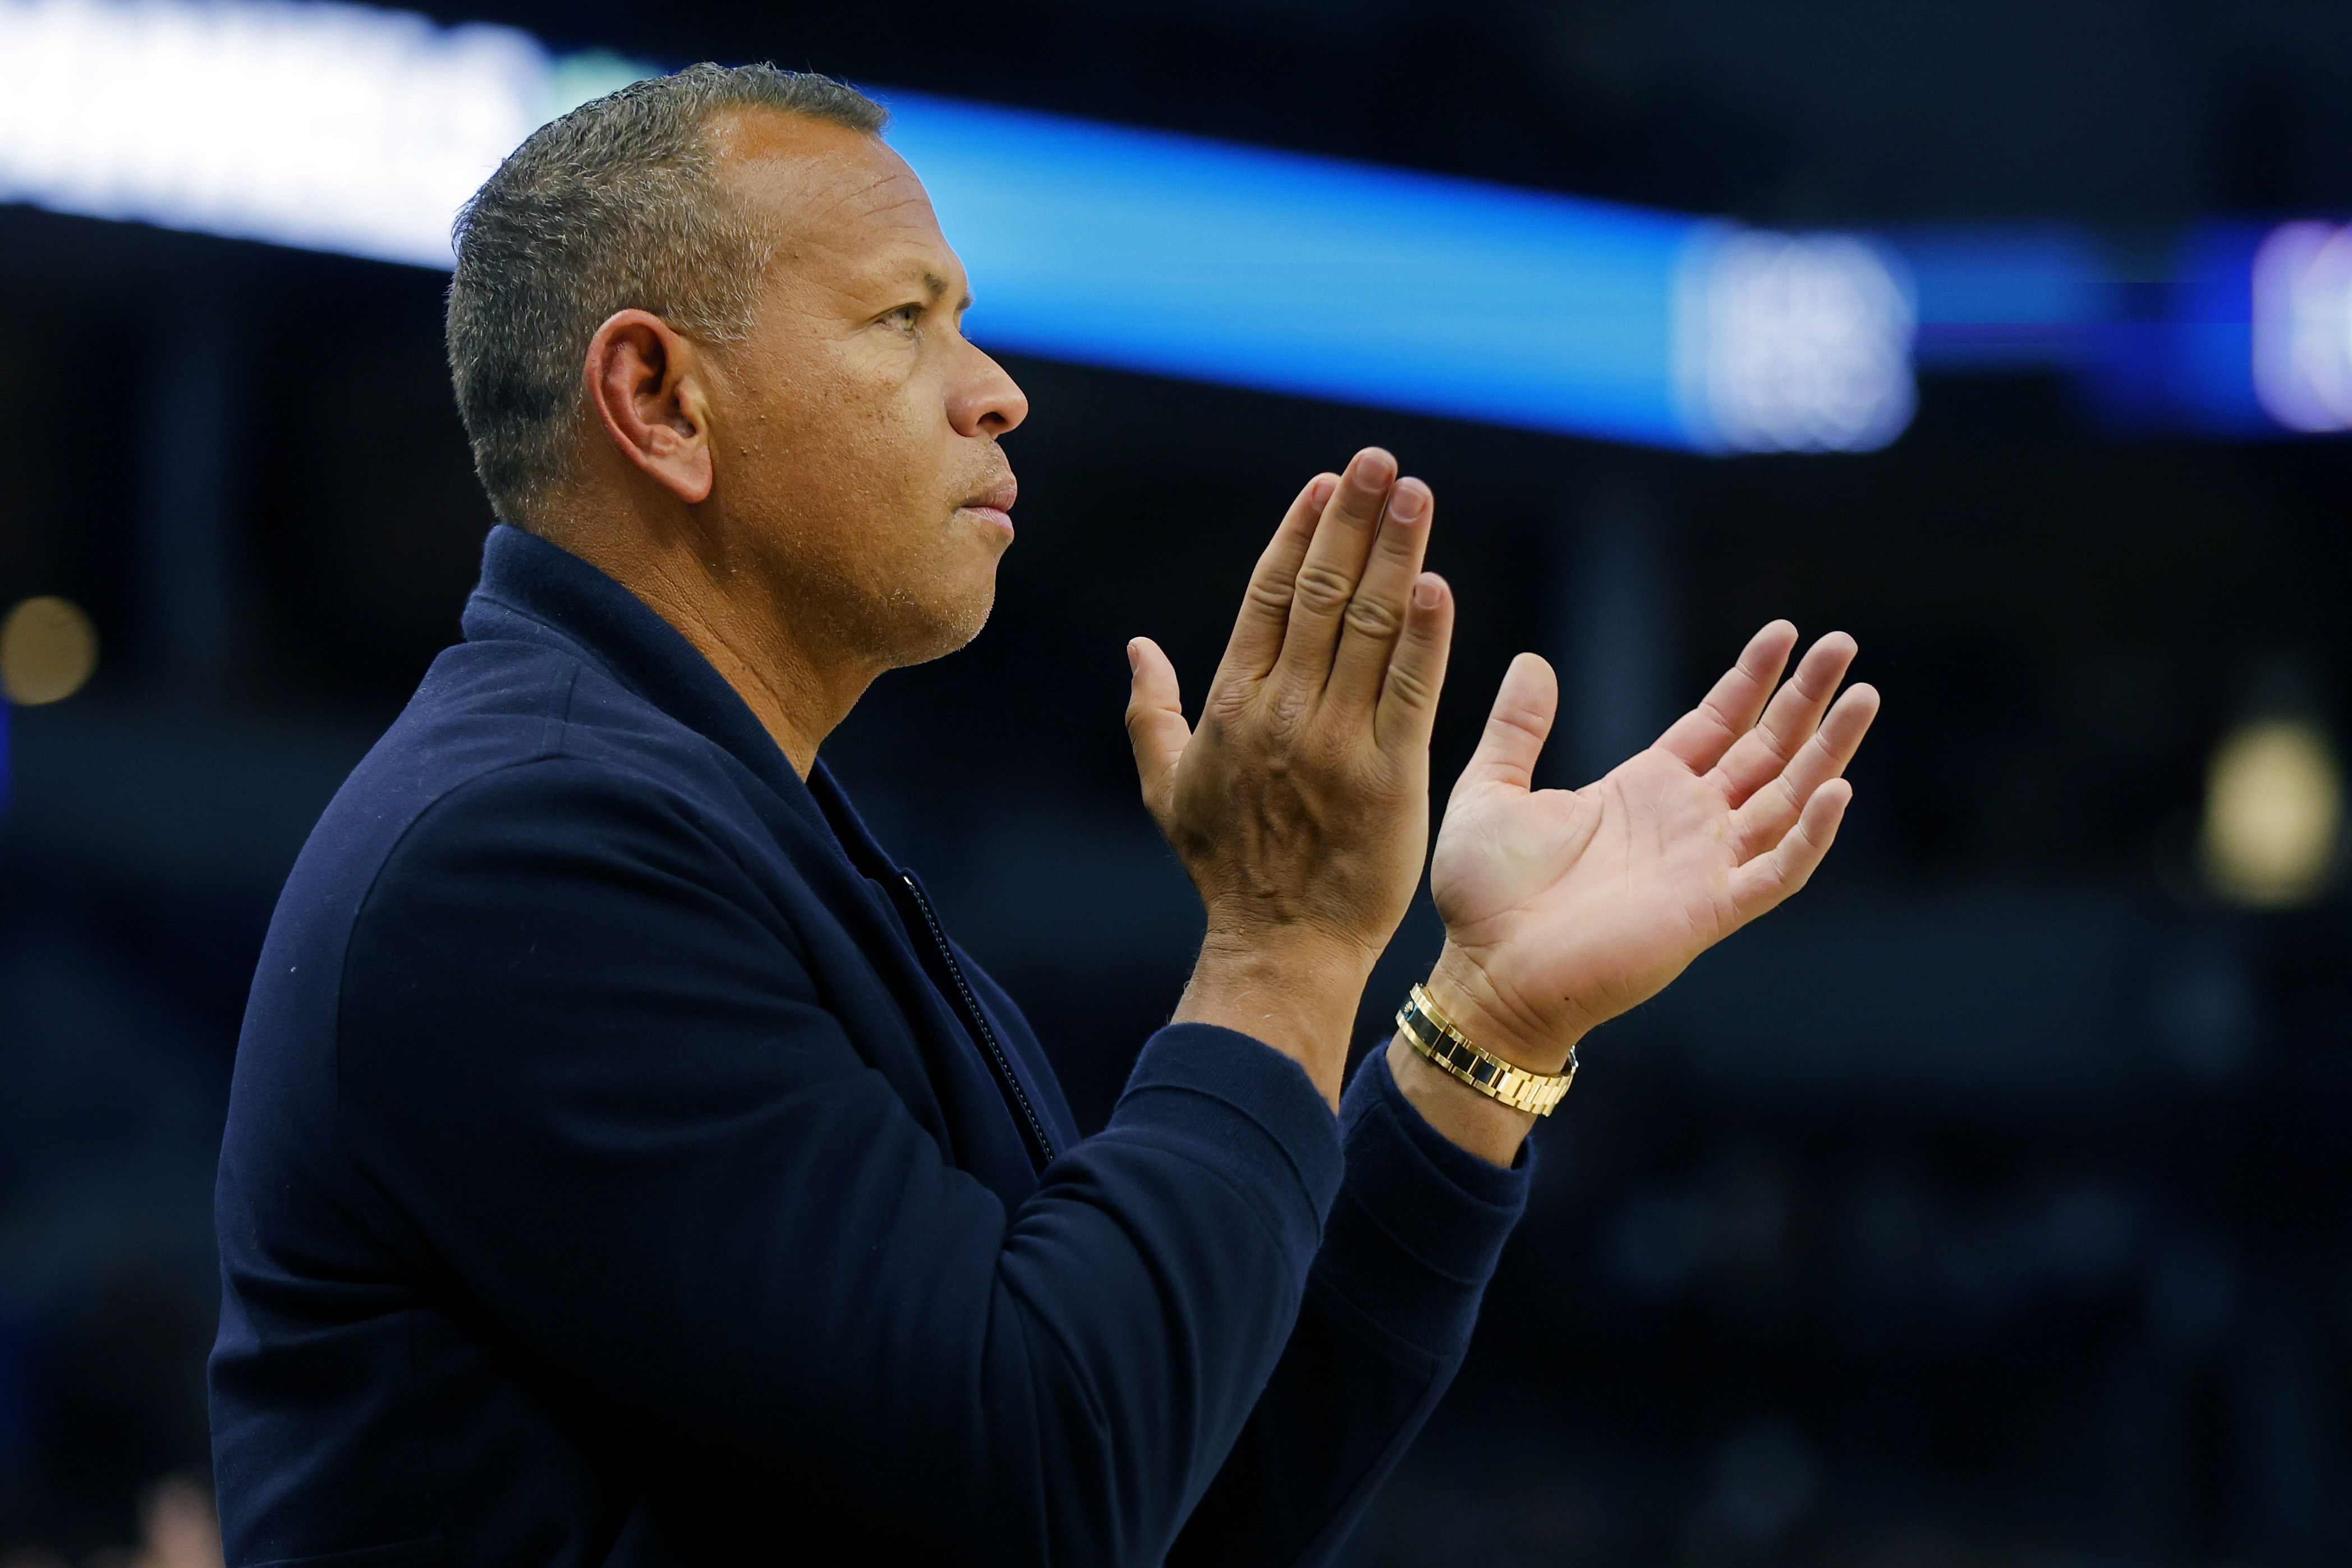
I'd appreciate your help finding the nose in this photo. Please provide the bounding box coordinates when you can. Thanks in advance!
[947,337,1028,439]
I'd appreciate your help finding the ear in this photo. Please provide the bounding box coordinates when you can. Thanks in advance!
[582,309,715,505]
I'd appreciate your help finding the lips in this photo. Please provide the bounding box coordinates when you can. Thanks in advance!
[958,474,1018,540]
[962,476,1018,514]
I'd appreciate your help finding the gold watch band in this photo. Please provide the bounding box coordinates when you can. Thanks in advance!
[1395,983,1577,1116]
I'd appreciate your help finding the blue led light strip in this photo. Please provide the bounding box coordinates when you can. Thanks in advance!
[0,0,1914,453]
[885,91,1710,449]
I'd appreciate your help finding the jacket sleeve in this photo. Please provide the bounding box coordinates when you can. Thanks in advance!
[1168,1044,1533,1566]
[333,757,1343,1567]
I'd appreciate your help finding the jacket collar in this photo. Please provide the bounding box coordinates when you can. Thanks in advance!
[460,523,897,872]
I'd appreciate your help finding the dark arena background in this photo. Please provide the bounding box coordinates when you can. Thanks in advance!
[5,2,2352,1564]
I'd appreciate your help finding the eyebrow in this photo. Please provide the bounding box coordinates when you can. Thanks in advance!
[915,270,973,311]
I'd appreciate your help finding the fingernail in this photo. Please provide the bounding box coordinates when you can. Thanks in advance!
[1126,640,1140,673]
[1308,475,1336,510]
[1350,448,1394,490]
[1388,481,1427,523]
[1413,575,1441,609]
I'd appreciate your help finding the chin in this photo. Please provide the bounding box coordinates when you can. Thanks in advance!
[890,582,997,669]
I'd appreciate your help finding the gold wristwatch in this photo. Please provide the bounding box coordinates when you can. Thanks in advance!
[1395,983,1577,1116]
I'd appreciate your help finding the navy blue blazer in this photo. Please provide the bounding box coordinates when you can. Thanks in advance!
[210,525,1529,1567]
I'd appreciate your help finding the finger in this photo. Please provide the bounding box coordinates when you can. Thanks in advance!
[1709,631,1860,807]
[1375,572,1455,751]
[1124,637,1191,823]
[1268,447,1398,698]
[1729,682,1880,858]
[1216,471,1339,684]
[1654,620,1799,773]
[1327,477,1434,712]
[1453,652,1557,798]
[1729,776,1853,920]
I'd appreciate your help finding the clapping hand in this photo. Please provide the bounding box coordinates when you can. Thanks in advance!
[1121,449,1876,1138]
[1127,448,1454,1105]
[1418,622,1879,1083]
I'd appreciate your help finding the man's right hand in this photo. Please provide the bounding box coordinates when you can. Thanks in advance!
[1125,448,1454,1106]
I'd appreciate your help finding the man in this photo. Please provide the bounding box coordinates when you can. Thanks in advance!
[210,63,1877,1566]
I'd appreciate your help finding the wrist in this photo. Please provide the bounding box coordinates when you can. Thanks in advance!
[1175,927,1373,1107]
[1423,941,1584,1075]
[1383,1033,1534,1168]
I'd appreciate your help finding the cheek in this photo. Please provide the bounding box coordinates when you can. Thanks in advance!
[728,381,897,535]
[789,366,936,507]
[721,340,961,599]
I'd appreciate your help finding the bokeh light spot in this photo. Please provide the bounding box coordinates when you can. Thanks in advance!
[2200,718,2343,908]
[0,595,100,705]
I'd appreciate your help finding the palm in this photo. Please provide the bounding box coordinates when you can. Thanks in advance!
[1437,749,1751,1029]
[1431,626,1878,1050]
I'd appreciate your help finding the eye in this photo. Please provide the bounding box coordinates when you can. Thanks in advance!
[882,302,924,334]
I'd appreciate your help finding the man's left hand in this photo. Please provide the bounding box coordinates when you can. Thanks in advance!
[1417,620,1879,1081]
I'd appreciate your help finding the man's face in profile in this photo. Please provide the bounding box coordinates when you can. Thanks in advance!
[700,109,1029,669]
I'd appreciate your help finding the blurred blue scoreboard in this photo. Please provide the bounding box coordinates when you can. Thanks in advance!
[0,0,2340,447]
[0,0,1911,455]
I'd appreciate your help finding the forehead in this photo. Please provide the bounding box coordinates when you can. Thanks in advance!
[709,109,957,296]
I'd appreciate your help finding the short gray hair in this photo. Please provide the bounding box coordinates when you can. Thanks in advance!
[446,63,886,525]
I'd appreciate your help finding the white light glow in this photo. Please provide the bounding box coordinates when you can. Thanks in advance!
[0,0,1915,453]
[2252,220,2352,433]
[1676,229,1915,453]
[2201,718,2344,908]
[0,0,560,265]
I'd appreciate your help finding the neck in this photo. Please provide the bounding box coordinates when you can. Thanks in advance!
[536,512,880,779]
